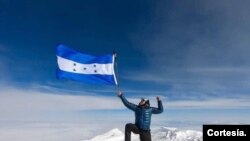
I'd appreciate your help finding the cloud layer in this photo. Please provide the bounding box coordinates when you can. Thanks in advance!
[1,85,250,121]
[127,0,250,103]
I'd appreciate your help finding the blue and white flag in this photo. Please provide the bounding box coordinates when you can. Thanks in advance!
[56,44,118,85]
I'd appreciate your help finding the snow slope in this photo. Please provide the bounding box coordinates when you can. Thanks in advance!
[83,127,202,141]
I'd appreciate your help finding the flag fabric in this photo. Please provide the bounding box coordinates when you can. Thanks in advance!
[56,44,118,85]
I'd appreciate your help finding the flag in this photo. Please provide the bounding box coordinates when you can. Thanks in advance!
[56,44,118,85]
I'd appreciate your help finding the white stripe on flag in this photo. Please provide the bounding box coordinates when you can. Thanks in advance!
[57,56,114,75]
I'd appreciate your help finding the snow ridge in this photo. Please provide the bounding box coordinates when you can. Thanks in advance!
[83,127,202,141]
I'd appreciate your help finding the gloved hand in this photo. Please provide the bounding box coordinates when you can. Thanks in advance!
[117,90,122,97]
[156,96,161,101]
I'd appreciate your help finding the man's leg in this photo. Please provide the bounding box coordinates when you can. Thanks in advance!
[125,123,140,141]
[139,131,151,141]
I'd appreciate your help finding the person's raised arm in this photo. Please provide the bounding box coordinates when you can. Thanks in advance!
[117,90,136,111]
[152,96,163,114]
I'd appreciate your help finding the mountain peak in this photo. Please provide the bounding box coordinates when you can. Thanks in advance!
[83,128,123,141]
[83,127,202,141]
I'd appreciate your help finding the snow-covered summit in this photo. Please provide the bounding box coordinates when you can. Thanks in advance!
[151,127,202,141]
[85,128,123,141]
[83,127,202,141]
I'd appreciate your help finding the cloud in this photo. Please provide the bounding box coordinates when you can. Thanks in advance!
[132,0,250,68]
[126,1,250,105]
[0,87,124,120]
[165,97,250,109]
[0,121,125,141]
[0,86,249,141]
[1,84,249,122]
[130,0,250,77]
[123,66,250,100]
[0,86,130,141]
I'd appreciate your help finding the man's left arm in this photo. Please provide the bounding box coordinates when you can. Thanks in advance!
[152,96,163,114]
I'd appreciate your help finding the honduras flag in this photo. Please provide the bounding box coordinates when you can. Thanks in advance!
[56,44,118,85]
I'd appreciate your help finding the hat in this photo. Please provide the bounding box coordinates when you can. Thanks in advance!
[144,99,150,106]
[139,98,150,106]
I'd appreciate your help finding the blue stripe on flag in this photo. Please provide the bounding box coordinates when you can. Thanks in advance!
[56,44,118,85]
[56,69,116,85]
[56,44,113,64]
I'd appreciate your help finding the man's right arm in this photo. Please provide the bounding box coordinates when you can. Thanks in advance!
[118,90,136,111]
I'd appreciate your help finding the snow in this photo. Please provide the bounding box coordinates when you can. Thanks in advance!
[0,122,202,141]
[84,128,124,141]
[82,127,202,141]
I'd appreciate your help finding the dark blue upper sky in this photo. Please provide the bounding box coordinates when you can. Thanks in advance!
[0,0,152,90]
[1,0,250,102]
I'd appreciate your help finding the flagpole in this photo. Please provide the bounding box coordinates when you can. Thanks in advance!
[113,51,120,93]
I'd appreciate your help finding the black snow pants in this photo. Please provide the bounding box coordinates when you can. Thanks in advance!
[125,123,151,141]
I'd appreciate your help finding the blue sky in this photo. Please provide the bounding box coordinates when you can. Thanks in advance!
[0,0,250,140]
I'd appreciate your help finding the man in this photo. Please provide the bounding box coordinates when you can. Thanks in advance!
[117,90,163,141]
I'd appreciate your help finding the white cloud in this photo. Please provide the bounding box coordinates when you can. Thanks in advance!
[0,121,124,141]
[2,85,250,122]
[122,66,250,102]
[0,86,249,141]
[123,66,250,90]
[165,98,250,109]
[1,89,120,112]
[0,87,124,120]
